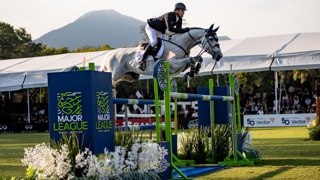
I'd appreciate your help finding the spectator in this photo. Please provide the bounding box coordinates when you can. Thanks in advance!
[39,108,45,115]
[288,96,293,106]
[284,107,291,114]
[178,107,185,118]
[191,109,198,118]
[305,97,311,106]
[257,108,264,115]
[140,107,146,114]
[273,105,277,113]
[251,105,258,114]
[300,106,307,113]
[292,106,297,114]
[262,90,267,100]
[17,117,23,123]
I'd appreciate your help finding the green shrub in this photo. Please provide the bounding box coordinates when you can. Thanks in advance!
[114,128,144,151]
[309,125,320,141]
[193,126,210,164]
[178,129,194,160]
[212,124,231,162]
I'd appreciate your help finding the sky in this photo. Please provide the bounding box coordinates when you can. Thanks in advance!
[1,0,320,40]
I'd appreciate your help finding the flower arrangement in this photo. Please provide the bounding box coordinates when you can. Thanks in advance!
[242,127,253,151]
[242,127,262,160]
[307,116,320,140]
[20,137,169,180]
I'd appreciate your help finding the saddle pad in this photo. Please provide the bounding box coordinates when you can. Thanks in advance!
[135,40,165,63]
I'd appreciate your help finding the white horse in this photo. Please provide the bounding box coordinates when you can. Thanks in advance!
[99,24,223,86]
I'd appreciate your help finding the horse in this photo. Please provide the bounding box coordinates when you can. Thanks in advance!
[99,24,223,86]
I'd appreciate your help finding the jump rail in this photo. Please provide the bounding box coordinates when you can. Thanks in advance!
[170,92,234,102]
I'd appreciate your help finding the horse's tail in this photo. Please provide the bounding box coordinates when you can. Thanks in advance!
[99,55,109,72]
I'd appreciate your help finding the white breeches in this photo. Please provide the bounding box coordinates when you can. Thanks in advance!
[145,23,158,47]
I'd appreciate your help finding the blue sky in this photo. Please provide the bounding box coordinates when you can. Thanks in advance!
[1,0,320,40]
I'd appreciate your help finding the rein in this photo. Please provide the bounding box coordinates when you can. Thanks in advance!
[161,38,189,55]
[161,29,220,58]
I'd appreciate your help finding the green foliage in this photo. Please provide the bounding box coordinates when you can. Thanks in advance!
[193,126,210,157]
[0,22,43,60]
[40,46,70,56]
[114,128,144,151]
[178,129,194,160]
[73,44,113,52]
[244,148,262,159]
[112,170,161,180]
[309,125,320,141]
[307,116,320,141]
[212,124,231,162]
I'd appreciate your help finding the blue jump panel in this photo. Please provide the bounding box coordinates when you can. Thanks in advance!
[173,165,226,178]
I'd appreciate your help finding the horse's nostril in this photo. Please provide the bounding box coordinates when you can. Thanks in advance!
[216,55,222,61]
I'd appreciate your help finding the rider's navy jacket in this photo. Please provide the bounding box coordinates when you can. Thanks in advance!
[147,12,187,34]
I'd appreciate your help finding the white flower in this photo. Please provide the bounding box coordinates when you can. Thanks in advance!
[22,139,169,179]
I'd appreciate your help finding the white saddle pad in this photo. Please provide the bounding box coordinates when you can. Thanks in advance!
[135,40,165,63]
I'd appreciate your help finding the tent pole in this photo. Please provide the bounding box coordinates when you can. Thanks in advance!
[274,71,279,114]
[216,74,219,86]
[27,89,30,123]
[279,75,282,112]
[40,87,42,103]
[147,79,149,95]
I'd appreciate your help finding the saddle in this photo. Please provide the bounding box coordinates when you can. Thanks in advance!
[138,38,162,60]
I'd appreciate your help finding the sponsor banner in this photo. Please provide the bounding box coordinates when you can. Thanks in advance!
[0,123,49,133]
[0,123,17,132]
[116,117,176,129]
[244,113,316,127]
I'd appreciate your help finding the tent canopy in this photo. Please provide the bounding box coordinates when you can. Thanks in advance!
[1,32,320,91]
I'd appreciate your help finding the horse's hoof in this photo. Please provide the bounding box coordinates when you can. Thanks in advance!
[190,66,195,77]
[196,56,203,63]
[190,57,196,65]
[183,72,190,83]
[195,62,201,75]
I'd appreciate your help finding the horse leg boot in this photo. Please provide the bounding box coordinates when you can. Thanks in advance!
[138,45,153,71]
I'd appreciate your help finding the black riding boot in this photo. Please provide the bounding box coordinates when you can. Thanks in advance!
[138,45,153,71]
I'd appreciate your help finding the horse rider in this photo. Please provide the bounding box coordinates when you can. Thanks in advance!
[138,2,190,71]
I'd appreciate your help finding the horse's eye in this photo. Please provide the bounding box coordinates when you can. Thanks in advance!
[209,36,214,41]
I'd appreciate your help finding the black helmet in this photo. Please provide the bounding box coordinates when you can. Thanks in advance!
[175,2,187,10]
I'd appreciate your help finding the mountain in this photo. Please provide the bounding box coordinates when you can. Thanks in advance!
[34,9,231,50]
[34,10,145,50]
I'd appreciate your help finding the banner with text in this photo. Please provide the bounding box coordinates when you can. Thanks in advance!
[244,113,316,127]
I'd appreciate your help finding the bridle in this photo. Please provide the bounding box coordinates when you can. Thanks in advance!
[188,31,220,57]
[161,29,220,57]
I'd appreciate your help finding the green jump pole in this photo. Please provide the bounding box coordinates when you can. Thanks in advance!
[208,79,216,163]
[153,77,161,142]
[218,74,254,166]
[174,98,178,135]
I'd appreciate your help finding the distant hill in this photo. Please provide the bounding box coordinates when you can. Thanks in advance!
[34,10,231,50]
[218,36,231,41]
[34,10,145,50]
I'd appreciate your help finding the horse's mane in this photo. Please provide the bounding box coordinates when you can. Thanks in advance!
[169,27,205,37]
[189,27,205,30]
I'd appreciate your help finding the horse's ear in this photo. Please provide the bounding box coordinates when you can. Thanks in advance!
[208,24,214,32]
[213,26,220,33]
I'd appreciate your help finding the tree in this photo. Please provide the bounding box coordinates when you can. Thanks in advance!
[40,46,70,56]
[0,22,43,60]
[73,44,113,52]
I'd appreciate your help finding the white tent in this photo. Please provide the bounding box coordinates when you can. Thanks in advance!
[272,32,320,70]
[190,32,320,76]
[1,32,320,91]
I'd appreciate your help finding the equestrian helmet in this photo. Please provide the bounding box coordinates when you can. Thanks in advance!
[175,2,187,10]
